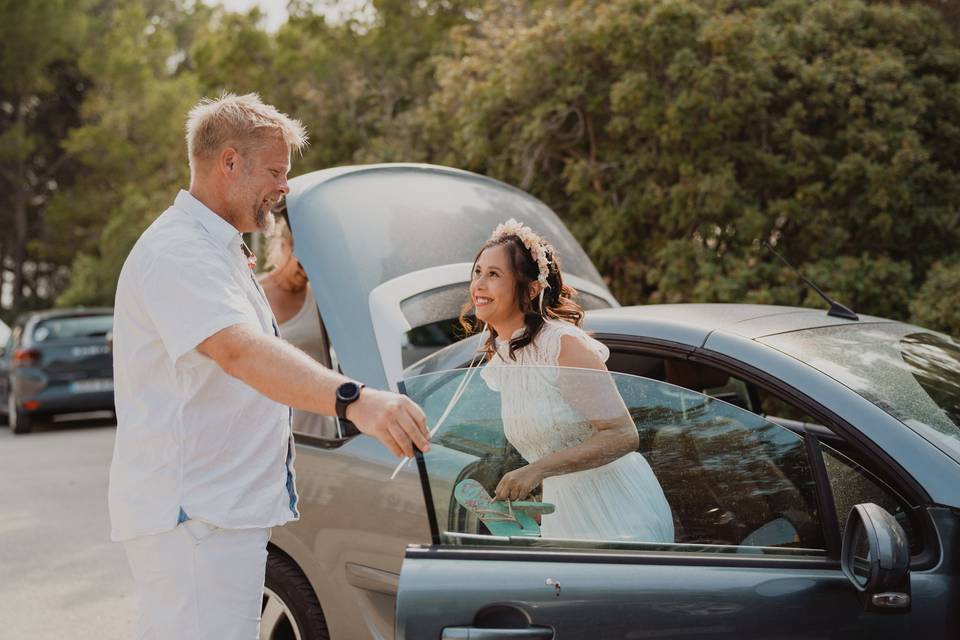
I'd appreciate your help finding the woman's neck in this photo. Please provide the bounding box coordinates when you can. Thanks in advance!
[490,313,526,340]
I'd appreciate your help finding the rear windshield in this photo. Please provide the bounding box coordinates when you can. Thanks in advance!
[759,324,960,464]
[32,315,113,343]
[399,283,611,368]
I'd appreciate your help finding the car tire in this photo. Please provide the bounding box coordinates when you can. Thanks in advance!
[8,394,31,435]
[262,551,330,640]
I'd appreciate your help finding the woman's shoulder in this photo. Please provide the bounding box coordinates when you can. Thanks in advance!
[533,318,608,365]
[540,318,589,339]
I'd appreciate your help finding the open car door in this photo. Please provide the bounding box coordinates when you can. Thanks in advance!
[396,365,919,639]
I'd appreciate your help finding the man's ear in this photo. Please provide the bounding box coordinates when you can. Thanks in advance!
[219,146,240,177]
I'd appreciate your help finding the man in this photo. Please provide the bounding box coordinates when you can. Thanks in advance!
[108,92,430,639]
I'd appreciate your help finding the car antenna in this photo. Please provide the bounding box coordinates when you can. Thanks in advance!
[762,241,859,321]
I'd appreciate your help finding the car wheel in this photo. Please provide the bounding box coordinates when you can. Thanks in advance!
[8,393,31,434]
[262,551,330,640]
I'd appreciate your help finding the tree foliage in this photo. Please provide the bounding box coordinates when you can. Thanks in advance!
[403,0,960,331]
[3,0,959,338]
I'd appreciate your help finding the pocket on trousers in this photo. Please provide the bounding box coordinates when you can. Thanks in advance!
[179,519,219,544]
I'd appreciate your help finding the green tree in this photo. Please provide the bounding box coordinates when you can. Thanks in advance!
[54,0,205,306]
[406,0,960,326]
[911,258,960,337]
[0,0,88,319]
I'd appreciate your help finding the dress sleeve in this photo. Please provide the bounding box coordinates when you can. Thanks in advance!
[542,320,610,366]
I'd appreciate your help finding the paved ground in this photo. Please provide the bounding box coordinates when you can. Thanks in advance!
[0,417,136,639]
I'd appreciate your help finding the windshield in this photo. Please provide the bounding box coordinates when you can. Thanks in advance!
[403,365,825,555]
[759,324,960,464]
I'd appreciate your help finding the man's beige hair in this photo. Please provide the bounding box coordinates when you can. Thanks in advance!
[185,92,308,171]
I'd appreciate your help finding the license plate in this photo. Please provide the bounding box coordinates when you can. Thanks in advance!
[71,345,110,357]
[69,379,113,393]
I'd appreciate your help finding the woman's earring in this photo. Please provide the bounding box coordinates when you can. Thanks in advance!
[538,288,546,315]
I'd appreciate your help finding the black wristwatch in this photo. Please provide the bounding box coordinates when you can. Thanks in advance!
[335,381,365,421]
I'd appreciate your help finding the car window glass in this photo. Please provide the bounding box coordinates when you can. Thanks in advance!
[759,325,960,464]
[404,366,826,556]
[289,314,342,440]
[400,285,610,369]
[756,388,818,425]
[820,443,919,554]
[609,354,757,411]
[31,315,113,343]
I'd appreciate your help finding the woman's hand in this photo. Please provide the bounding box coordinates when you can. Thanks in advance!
[495,464,544,501]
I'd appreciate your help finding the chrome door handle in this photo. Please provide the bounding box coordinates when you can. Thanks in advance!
[441,626,554,640]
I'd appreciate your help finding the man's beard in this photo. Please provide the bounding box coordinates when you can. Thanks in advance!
[254,201,276,234]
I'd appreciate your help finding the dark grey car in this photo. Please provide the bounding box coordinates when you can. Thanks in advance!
[260,164,960,639]
[0,308,114,434]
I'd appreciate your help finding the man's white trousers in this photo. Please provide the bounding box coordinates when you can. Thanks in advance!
[123,520,270,640]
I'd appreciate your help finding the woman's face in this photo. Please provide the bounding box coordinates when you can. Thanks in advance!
[470,244,523,327]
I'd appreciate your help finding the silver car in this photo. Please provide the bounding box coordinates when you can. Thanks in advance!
[262,164,960,640]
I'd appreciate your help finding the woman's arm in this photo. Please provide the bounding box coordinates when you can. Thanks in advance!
[494,334,639,500]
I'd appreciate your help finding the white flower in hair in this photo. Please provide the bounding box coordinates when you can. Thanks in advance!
[490,218,553,288]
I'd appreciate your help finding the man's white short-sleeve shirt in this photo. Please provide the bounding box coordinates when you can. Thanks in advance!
[108,190,298,542]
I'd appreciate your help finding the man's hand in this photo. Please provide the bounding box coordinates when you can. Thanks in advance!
[346,388,430,458]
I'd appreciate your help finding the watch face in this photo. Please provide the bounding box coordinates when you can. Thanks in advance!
[337,382,361,402]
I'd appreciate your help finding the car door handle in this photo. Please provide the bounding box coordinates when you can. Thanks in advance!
[441,626,554,640]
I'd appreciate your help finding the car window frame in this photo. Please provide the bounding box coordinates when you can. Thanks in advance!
[399,334,939,571]
[405,363,837,561]
[602,336,937,569]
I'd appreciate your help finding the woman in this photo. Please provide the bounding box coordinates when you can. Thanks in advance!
[260,216,338,438]
[260,216,326,361]
[462,219,674,542]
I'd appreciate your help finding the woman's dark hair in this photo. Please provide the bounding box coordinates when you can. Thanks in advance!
[459,234,583,360]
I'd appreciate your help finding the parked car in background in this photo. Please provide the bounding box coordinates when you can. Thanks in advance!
[0,308,115,434]
[254,164,960,639]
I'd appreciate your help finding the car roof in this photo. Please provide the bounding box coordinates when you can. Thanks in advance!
[403,303,897,377]
[585,303,895,347]
[21,307,114,324]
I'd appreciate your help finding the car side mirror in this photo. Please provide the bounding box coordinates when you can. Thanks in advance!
[841,502,911,612]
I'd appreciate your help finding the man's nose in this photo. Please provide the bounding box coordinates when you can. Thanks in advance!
[278,176,290,195]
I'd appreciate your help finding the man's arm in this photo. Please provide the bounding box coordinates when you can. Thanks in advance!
[197,323,430,458]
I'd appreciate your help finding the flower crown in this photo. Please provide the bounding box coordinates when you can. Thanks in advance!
[489,218,552,288]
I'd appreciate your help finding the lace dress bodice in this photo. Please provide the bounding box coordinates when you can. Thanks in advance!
[479,318,674,543]
[480,319,610,462]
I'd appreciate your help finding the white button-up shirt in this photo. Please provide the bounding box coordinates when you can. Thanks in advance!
[108,190,298,542]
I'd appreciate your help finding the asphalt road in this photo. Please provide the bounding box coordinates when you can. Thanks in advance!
[0,417,136,639]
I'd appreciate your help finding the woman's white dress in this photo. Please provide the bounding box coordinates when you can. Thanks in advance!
[481,319,674,543]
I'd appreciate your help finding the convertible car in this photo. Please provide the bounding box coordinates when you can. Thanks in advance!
[261,163,960,640]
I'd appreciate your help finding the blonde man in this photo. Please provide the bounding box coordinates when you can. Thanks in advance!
[108,93,429,639]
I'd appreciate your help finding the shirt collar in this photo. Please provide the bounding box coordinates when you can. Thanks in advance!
[174,190,241,249]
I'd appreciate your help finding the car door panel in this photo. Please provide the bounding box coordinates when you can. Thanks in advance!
[398,551,897,639]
